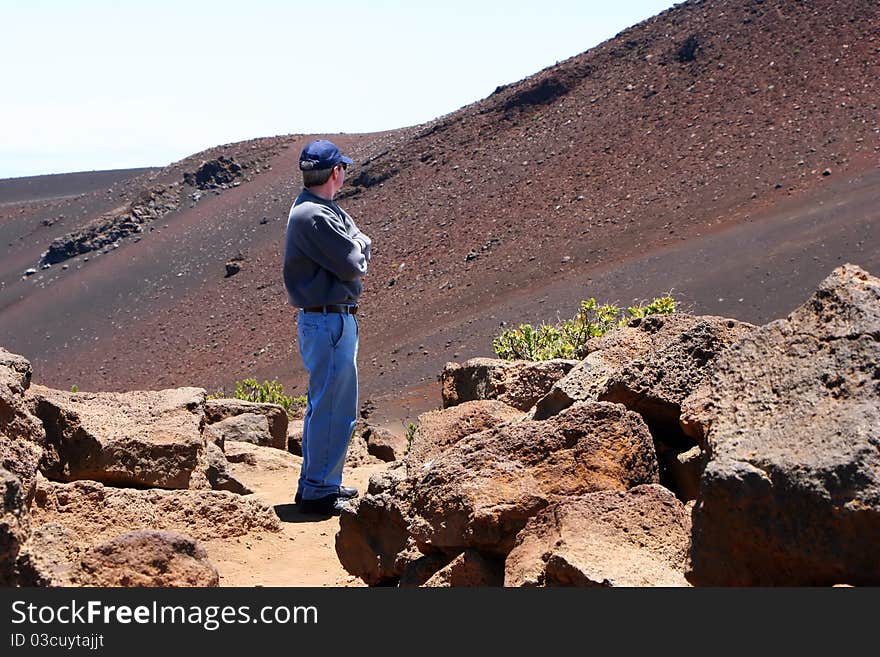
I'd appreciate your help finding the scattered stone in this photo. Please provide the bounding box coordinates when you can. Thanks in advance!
[362,425,408,462]
[287,419,304,455]
[192,441,252,495]
[204,413,275,450]
[184,156,243,190]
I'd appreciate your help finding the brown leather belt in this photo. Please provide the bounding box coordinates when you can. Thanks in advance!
[303,304,358,315]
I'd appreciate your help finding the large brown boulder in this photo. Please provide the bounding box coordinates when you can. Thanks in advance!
[505,485,692,587]
[407,401,659,557]
[686,265,880,586]
[1,349,45,444]
[71,530,219,587]
[529,314,753,501]
[406,400,524,470]
[205,398,288,451]
[336,465,413,586]
[30,476,281,540]
[19,476,281,585]
[28,385,206,489]
[441,358,577,411]
[0,439,43,509]
[0,467,29,585]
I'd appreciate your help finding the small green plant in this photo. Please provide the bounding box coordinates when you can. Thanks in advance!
[404,422,418,455]
[70,384,79,393]
[208,378,305,419]
[493,294,675,361]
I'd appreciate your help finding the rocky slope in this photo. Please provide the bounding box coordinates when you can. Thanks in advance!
[0,0,876,432]
[4,262,874,587]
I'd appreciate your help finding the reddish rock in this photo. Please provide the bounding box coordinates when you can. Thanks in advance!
[204,398,288,451]
[407,399,523,470]
[0,467,28,585]
[28,385,205,489]
[72,530,219,587]
[686,265,880,586]
[422,549,504,587]
[335,466,413,586]
[363,425,408,462]
[441,358,577,411]
[407,401,658,557]
[505,485,692,587]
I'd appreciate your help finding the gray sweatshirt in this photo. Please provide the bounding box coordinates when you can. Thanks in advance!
[283,188,372,308]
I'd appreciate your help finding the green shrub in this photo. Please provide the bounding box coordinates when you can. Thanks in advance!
[404,422,418,455]
[208,378,306,418]
[493,294,675,361]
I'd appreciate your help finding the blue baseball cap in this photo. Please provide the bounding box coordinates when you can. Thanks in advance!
[298,139,353,171]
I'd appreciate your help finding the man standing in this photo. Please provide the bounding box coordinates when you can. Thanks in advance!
[283,139,371,515]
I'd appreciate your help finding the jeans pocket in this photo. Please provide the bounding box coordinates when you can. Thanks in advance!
[329,314,345,348]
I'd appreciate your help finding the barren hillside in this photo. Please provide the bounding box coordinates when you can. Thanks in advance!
[1,0,877,429]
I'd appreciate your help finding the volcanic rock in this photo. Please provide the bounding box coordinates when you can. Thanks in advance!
[19,475,280,585]
[407,401,658,557]
[362,425,408,463]
[505,484,691,587]
[184,156,243,190]
[532,314,754,428]
[191,441,252,495]
[71,530,219,587]
[205,398,288,451]
[286,419,304,455]
[406,399,523,470]
[685,264,880,586]
[28,385,206,489]
[441,358,577,411]
[336,465,413,586]
[0,467,28,585]
[422,549,504,587]
[204,412,273,450]
[1,349,48,501]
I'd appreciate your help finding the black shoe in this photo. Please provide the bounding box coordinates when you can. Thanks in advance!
[298,494,351,516]
[295,485,358,505]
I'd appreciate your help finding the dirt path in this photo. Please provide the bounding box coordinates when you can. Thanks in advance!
[201,443,389,587]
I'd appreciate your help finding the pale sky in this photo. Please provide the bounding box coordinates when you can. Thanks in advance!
[0,0,676,179]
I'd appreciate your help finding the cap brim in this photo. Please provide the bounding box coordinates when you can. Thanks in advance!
[340,155,354,165]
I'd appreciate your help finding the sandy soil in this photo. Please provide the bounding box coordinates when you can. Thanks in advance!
[202,444,388,587]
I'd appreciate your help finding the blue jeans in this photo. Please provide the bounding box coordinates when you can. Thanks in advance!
[296,309,359,501]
